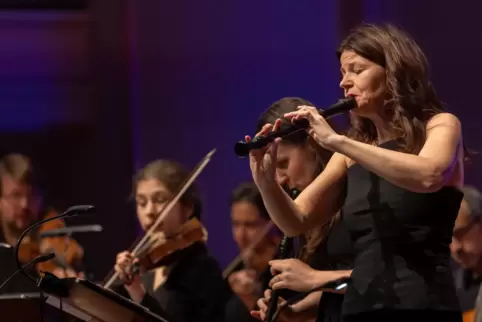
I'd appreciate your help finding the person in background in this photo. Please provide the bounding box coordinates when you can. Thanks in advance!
[251,97,355,322]
[0,153,85,281]
[225,181,281,322]
[111,159,226,322]
[451,186,482,321]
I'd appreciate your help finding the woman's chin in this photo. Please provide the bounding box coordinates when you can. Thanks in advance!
[349,105,374,118]
[349,108,366,117]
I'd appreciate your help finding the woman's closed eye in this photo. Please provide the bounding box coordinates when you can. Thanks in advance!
[136,198,147,207]
[353,68,365,74]
[276,157,289,170]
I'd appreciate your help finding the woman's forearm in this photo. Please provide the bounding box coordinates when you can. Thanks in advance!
[124,283,146,303]
[326,134,456,193]
[311,269,352,290]
[290,291,322,312]
[257,179,307,236]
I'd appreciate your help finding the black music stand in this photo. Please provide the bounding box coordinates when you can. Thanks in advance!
[39,278,171,322]
[0,292,84,321]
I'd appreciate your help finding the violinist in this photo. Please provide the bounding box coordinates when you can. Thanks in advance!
[0,153,85,283]
[225,181,282,321]
[111,159,226,322]
[249,97,355,322]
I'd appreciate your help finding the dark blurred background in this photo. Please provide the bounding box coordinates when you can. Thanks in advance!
[0,0,480,280]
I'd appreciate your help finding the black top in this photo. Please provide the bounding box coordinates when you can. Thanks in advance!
[313,219,354,322]
[341,140,462,315]
[113,242,226,322]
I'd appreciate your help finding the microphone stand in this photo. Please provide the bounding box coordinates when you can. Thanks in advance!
[12,205,95,321]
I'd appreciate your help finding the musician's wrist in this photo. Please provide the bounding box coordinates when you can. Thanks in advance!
[254,177,278,192]
[310,269,327,290]
[322,133,345,151]
[124,281,146,303]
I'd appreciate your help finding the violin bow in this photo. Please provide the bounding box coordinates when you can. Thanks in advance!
[222,220,275,279]
[103,148,216,289]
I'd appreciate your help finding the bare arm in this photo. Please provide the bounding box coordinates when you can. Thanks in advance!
[257,153,347,236]
[124,283,146,303]
[309,269,352,293]
[290,291,322,312]
[325,113,462,193]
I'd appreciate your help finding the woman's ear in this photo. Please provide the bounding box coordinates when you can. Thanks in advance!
[182,203,194,220]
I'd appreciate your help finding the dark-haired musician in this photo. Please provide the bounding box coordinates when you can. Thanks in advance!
[225,181,281,322]
[111,159,226,322]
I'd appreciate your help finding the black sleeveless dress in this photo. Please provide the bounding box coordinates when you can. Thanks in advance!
[340,140,463,321]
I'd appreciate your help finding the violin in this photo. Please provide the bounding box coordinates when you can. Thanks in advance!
[16,209,85,276]
[103,149,216,289]
[134,217,207,271]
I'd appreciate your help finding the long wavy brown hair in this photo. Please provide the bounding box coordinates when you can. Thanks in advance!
[338,23,446,154]
[256,97,340,263]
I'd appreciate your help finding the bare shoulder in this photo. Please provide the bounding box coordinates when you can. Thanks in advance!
[426,112,461,131]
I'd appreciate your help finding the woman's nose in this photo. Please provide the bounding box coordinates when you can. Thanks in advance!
[146,202,158,219]
[339,74,353,90]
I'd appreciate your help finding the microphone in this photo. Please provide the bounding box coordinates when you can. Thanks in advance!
[62,205,95,217]
[39,224,103,238]
[271,276,351,322]
[0,252,56,292]
[14,205,96,284]
[234,97,357,157]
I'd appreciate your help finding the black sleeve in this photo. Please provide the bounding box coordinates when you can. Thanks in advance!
[140,293,175,321]
[192,257,227,322]
[164,256,226,322]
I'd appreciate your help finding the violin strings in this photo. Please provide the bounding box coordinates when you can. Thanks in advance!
[135,236,161,258]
